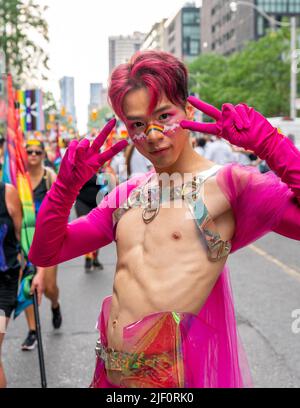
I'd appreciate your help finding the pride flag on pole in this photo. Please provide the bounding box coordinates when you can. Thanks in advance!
[2,74,36,317]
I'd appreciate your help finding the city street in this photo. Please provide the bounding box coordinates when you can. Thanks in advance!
[1,0,300,394]
[2,230,300,388]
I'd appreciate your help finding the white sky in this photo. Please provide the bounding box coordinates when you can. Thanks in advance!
[36,0,201,133]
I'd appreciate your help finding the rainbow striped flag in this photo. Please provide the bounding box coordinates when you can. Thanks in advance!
[16,89,45,132]
[2,75,36,318]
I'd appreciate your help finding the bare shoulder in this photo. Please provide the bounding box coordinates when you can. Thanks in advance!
[45,166,57,181]
[44,166,56,176]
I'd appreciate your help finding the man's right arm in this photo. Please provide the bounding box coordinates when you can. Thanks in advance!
[28,186,115,267]
[28,119,129,267]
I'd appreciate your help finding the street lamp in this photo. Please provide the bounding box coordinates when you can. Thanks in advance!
[230,1,298,120]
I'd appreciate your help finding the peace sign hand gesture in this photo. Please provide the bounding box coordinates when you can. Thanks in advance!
[56,119,128,195]
[180,96,280,155]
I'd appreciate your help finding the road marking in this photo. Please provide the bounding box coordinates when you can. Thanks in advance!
[249,244,300,283]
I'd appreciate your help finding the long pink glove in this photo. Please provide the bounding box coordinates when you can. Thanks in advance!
[181,96,300,240]
[181,96,300,201]
[28,119,128,267]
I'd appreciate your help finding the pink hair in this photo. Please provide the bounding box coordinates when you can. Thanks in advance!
[108,50,188,120]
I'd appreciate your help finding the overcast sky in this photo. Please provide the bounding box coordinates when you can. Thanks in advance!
[37,0,202,133]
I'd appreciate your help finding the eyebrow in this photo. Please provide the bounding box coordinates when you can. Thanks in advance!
[126,104,173,121]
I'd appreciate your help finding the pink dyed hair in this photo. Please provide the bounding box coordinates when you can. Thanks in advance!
[108,50,189,120]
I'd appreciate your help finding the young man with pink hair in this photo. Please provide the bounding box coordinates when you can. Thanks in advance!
[29,51,300,388]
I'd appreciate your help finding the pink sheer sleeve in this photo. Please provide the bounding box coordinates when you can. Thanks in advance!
[28,173,149,267]
[272,195,300,240]
[216,163,300,253]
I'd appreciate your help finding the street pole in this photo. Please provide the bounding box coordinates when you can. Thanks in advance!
[290,16,297,120]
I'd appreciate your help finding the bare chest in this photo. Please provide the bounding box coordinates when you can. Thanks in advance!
[115,177,235,256]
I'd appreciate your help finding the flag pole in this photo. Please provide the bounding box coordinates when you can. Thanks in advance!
[33,289,47,388]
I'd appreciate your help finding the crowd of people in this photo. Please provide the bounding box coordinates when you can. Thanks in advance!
[193,132,297,173]
[0,128,155,387]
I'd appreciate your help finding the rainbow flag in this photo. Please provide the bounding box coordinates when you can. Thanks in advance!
[16,89,45,132]
[2,75,36,318]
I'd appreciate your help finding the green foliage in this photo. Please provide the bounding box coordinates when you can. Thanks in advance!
[87,106,113,132]
[188,29,296,118]
[0,0,49,86]
[43,90,58,124]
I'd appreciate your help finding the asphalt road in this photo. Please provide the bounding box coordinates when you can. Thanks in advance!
[2,232,300,388]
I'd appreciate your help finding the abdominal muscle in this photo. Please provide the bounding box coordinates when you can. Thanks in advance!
[104,185,234,386]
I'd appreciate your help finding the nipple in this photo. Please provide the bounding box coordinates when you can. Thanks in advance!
[172,231,182,240]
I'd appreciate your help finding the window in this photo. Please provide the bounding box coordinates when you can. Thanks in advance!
[256,0,300,15]
[190,40,200,55]
[183,10,200,25]
[183,38,200,56]
[183,25,200,40]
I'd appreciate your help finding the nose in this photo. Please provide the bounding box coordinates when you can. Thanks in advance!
[145,124,164,143]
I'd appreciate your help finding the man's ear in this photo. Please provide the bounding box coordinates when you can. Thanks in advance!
[185,102,195,121]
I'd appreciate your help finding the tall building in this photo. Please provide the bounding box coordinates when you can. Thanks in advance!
[88,83,109,118]
[109,32,146,74]
[164,2,201,62]
[141,19,167,51]
[90,83,103,108]
[59,76,76,123]
[201,0,300,56]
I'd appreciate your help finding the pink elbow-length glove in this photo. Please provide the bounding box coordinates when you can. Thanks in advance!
[181,96,300,239]
[28,119,128,267]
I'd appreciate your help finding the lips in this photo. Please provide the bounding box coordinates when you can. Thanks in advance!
[150,147,170,154]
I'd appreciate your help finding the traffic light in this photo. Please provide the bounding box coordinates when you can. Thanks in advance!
[91,109,98,121]
[61,106,66,117]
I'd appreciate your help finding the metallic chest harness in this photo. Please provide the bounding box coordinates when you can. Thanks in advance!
[113,165,231,262]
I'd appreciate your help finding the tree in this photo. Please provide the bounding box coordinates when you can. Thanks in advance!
[87,106,113,132]
[0,0,49,86]
[188,29,297,118]
[43,90,58,125]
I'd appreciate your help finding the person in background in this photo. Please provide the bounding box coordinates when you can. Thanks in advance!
[287,134,295,145]
[231,146,252,165]
[204,136,234,164]
[125,143,153,178]
[110,148,127,184]
[194,137,207,156]
[21,139,62,351]
[75,174,104,272]
[0,136,4,180]
[0,182,22,387]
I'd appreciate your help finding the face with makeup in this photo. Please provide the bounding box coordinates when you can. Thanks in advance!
[123,87,194,170]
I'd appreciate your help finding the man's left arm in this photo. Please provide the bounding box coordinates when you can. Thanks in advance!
[261,134,300,240]
[181,97,300,241]
[272,195,300,240]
